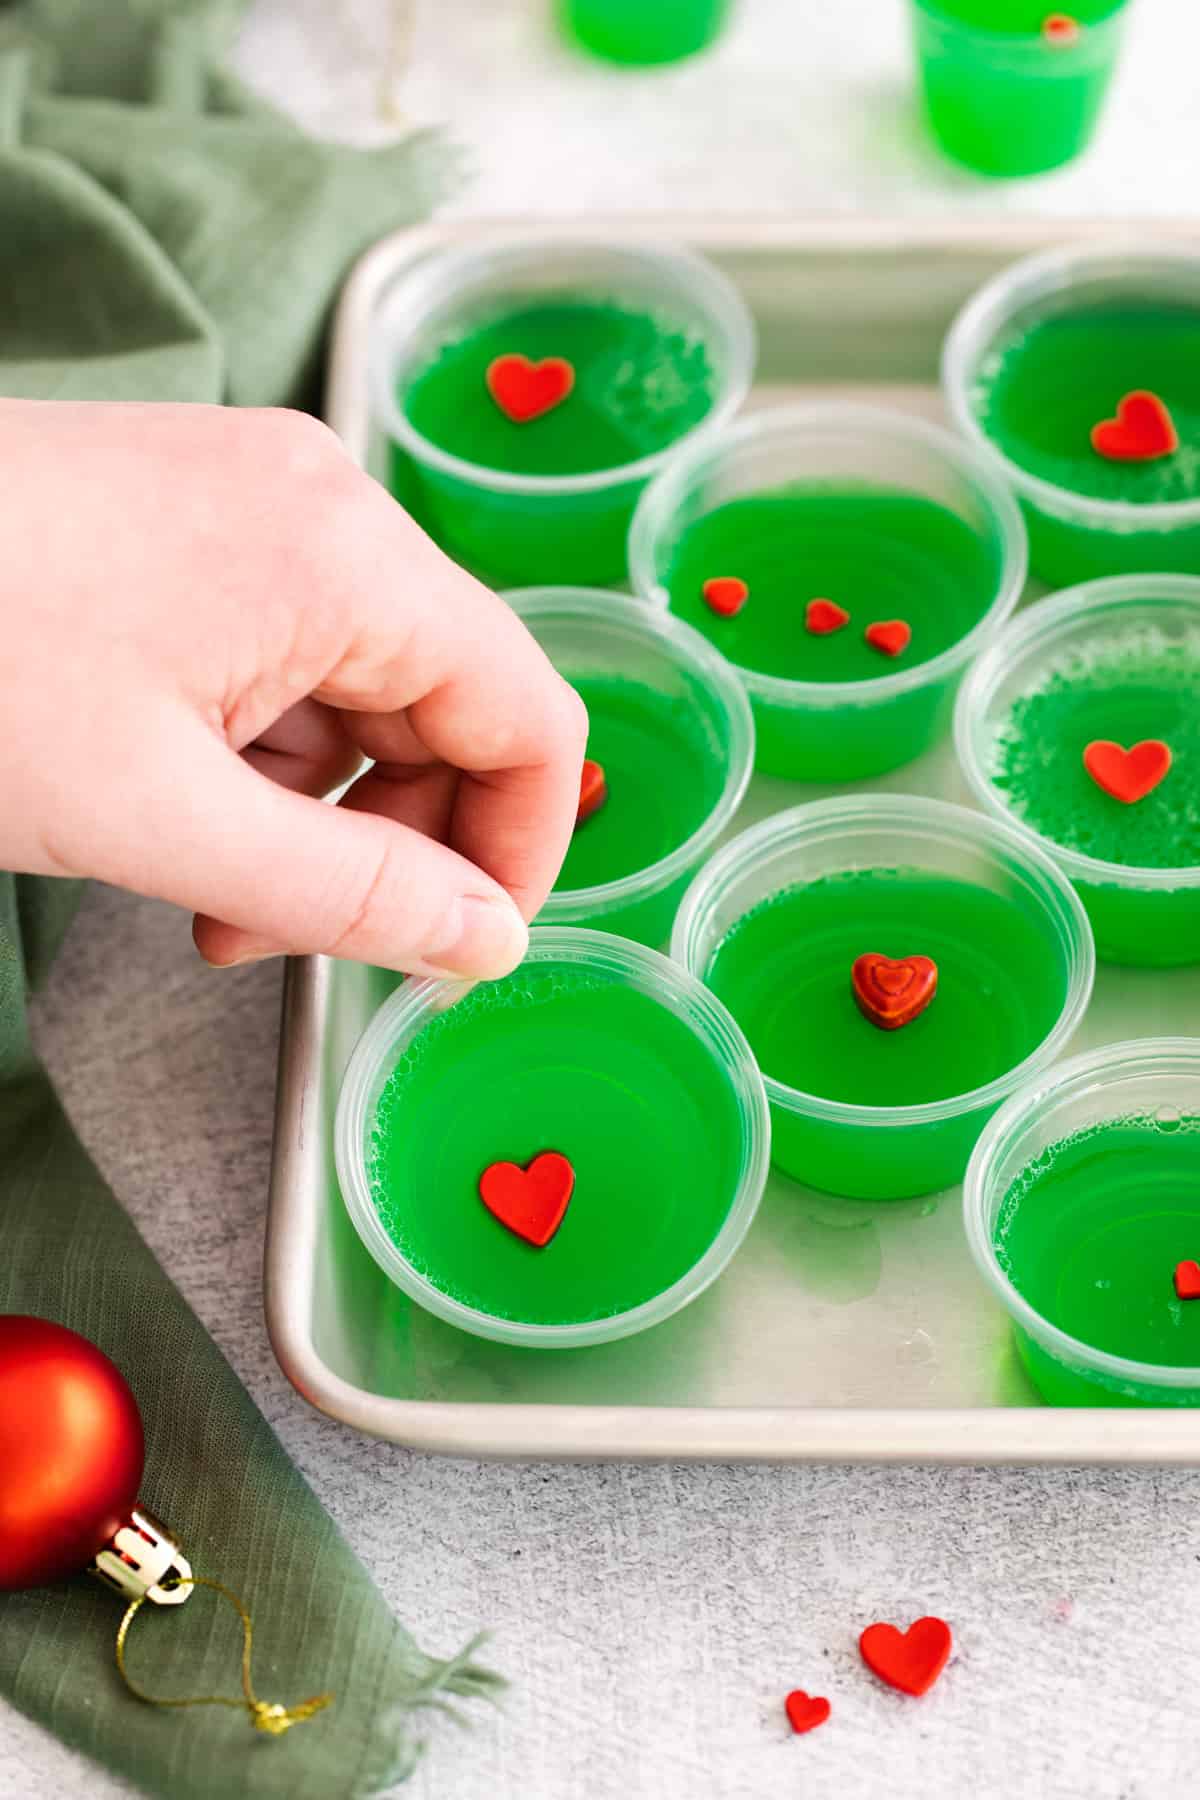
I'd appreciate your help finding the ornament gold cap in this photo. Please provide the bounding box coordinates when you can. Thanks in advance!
[92,1507,193,1607]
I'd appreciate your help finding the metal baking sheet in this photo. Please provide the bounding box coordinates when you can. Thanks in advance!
[265,217,1200,1463]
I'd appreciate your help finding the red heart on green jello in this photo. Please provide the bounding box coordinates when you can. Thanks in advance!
[1083,738,1172,804]
[702,576,749,618]
[1090,390,1178,463]
[852,953,938,1031]
[576,758,608,826]
[486,353,575,423]
[479,1152,575,1247]
[859,1617,952,1697]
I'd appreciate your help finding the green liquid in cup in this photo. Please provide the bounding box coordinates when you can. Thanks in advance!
[972,301,1200,582]
[996,1113,1200,1405]
[665,485,1002,778]
[989,618,1200,965]
[552,675,727,944]
[706,868,1068,1198]
[561,0,729,64]
[912,0,1127,178]
[393,299,717,588]
[369,966,743,1325]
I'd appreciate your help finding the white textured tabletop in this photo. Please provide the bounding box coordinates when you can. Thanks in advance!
[8,3,1200,1797]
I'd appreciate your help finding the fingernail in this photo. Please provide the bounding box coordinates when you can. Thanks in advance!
[423,894,528,979]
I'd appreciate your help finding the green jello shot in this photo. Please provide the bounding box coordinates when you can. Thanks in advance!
[966,1040,1200,1406]
[629,406,1026,780]
[508,589,753,946]
[672,796,1093,1201]
[335,930,770,1347]
[909,0,1130,177]
[372,238,753,589]
[945,242,1200,585]
[957,576,1200,967]
[561,0,730,64]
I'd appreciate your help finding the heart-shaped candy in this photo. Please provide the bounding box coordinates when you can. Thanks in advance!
[784,1689,831,1735]
[1042,12,1081,45]
[852,953,938,1032]
[1090,391,1178,463]
[1083,739,1172,804]
[806,598,850,636]
[479,1151,575,1248]
[486,354,575,423]
[859,1617,952,1697]
[702,576,749,618]
[865,619,912,658]
[577,759,608,826]
[1175,1261,1200,1301]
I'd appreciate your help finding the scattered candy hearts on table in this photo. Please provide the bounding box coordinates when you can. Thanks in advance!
[865,620,912,659]
[805,598,850,636]
[479,1152,576,1248]
[1083,738,1172,804]
[784,1689,831,1735]
[1041,12,1081,46]
[702,576,749,618]
[485,353,575,423]
[1175,1261,1200,1301]
[576,758,608,826]
[859,1617,953,1697]
[851,953,939,1032]
[1090,391,1179,463]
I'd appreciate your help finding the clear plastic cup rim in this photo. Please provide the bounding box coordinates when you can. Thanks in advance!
[955,573,1200,893]
[627,402,1028,708]
[943,238,1200,533]
[505,587,755,919]
[369,235,756,499]
[670,792,1095,1129]
[910,0,1129,50]
[334,927,772,1348]
[963,1037,1200,1391]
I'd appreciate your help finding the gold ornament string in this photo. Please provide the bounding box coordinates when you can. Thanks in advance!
[115,1575,334,1736]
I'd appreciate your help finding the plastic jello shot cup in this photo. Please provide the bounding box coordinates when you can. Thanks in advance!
[335,929,770,1348]
[909,0,1130,177]
[371,237,754,590]
[672,795,1094,1201]
[561,0,731,65]
[956,575,1200,968]
[628,404,1026,780]
[507,589,754,947]
[944,241,1200,587]
[965,1039,1200,1407]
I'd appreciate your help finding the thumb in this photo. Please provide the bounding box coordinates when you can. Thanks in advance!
[118,737,530,977]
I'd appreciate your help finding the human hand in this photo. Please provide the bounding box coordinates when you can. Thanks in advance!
[0,399,586,977]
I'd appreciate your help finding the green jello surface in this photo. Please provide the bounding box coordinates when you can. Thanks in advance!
[555,676,725,893]
[990,619,1200,870]
[974,303,1200,506]
[369,966,743,1324]
[562,0,727,63]
[401,299,716,479]
[665,486,1001,682]
[926,0,1122,30]
[997,1113,1200,1367]
[705,869,1066,1107]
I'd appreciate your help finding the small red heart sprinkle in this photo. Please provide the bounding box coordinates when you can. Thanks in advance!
[806,598,850,636]
[1091,391,1178,463]
[1042,12,1081,44]
[865,620,912,658]
[479,1151,575,1248]
[1175,1261,1200,1301]
[576,758,608,826]
[485,354,575,423]
[702,576,749,618]
[860,1617,952,1697]
[784,1689,831,1735]
[852,953,939,1032]
[1083,739,1172,804]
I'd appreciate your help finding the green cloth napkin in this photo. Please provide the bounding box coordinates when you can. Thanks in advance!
[0,4,498,1795]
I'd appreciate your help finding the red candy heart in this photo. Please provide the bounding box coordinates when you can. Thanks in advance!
[784,1689,831,1735]
[806,598,850,636]
[702,576,749,618]
[860,1617,952,1697]
[479,1151,575,1248]
[865,620,912,658]
[577,758,608,826]
[1083,739,1172,804]
[852,953,938,1032]
[486,354,575,423]
[1175,1261,1200,1301]
[1091,391,1178,463]
[1042,12,1081,44]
